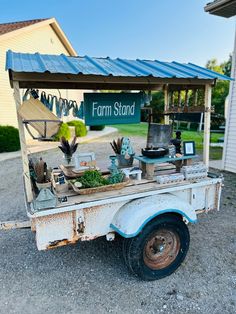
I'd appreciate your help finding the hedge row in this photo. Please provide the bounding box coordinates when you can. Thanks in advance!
[53,121,105,141]
[0,125,20,153]
[53,120,87,141]
[0,120,105,152]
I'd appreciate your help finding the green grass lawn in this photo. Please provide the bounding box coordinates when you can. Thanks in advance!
[112,123,223,160]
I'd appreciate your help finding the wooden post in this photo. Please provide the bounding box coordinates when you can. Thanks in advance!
[13,81,33,202]
[178,91,181,109]
[164,85,169,124]
[203,84,212,168]
[198,112,204,132]
[193,89,198,106]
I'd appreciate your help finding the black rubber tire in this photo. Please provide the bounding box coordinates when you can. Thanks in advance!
[122,214,190,281]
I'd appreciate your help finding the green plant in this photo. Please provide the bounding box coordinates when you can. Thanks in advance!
[107,171,124,184]
[71,169,125,188]
[149,91,165,123]
[72,170,109,188]
[90,125,105,131]
[53,123,70,141]
[0,125,20,152]
[67,120,87,137]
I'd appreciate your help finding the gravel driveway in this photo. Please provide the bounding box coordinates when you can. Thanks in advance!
[0,135,235,314]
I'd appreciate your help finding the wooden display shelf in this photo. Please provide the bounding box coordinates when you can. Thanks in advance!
[135,155,198,180]
[54,177,193,209]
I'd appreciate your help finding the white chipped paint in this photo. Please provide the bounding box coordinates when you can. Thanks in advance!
[110,193,197,237]
[33,178,223,250]
[27,177,222,218]
[35,211,77,250]
[81,201,126,238]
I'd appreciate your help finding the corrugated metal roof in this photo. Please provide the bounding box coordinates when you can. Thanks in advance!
[6,50,231,81]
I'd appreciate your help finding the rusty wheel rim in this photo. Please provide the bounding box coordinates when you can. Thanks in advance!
[143,229,180,270]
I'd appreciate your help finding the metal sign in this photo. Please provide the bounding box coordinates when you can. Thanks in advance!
[84,93,141,125]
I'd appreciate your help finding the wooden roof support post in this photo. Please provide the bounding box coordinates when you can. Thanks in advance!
[203,84,212,168]
[164,85,170,124]
[13,81,33,203]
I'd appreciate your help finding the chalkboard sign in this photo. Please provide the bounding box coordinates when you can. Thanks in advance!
[84,93,141,126]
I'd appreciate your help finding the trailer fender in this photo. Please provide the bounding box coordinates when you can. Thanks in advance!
[110,193,197,238]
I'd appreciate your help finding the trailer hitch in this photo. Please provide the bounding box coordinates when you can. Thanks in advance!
[0,220,31,230]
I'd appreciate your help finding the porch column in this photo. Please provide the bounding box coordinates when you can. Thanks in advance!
[13,81,33,202]
[164,85,170,124]
[203,84,212,168]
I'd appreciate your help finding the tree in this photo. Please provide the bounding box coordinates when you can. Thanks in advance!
[206,55,232,75]
[221,54,232,77]
[206,58,224,74]
[148,91,164,123]
[206,55,232,115]
[148,56,231,119]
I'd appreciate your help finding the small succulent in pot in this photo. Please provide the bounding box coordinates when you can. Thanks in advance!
[58,136,78,165]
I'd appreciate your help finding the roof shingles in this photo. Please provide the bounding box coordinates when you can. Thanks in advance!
[0,18,49,36]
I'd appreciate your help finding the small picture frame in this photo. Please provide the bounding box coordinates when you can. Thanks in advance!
[74,152,96,171]
[183,141,195,156]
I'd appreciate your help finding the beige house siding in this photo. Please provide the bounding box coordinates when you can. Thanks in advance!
[222,31,236,173]
[0,23,83,135]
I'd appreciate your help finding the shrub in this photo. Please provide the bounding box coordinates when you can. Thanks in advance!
[211,114,225,131]
[90,125,105,131]
[67,120,87,137]
[0,125,20,152]
[53,123,71,141]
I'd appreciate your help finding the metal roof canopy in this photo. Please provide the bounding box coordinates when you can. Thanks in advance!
[6,50,229,203]
[6,51,231,90]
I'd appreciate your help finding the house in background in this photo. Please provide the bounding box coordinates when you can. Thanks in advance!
[0,18,83,138]
[205,0,236,173]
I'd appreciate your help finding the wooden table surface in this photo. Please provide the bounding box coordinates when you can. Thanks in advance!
[134,154,198,164]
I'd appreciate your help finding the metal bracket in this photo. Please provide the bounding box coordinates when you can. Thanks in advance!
[77,216,85,233]
[23,119,62,141]
[76,209,85,234]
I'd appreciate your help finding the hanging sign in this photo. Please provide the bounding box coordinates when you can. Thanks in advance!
[84,93,141,126]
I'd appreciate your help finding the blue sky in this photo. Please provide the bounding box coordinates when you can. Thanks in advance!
[1,0,235,66]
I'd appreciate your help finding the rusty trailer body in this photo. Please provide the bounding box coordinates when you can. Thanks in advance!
[29,177,222,250]
[5,51,230,280]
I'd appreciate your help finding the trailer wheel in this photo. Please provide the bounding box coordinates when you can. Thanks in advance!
[122,214,190,280]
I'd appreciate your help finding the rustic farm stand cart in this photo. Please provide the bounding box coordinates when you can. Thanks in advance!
[3,51,231,281]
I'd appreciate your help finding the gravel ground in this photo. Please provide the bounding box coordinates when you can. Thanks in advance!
[0,135,235,314]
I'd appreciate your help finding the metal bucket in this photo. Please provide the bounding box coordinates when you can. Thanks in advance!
[116,154,134,168]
